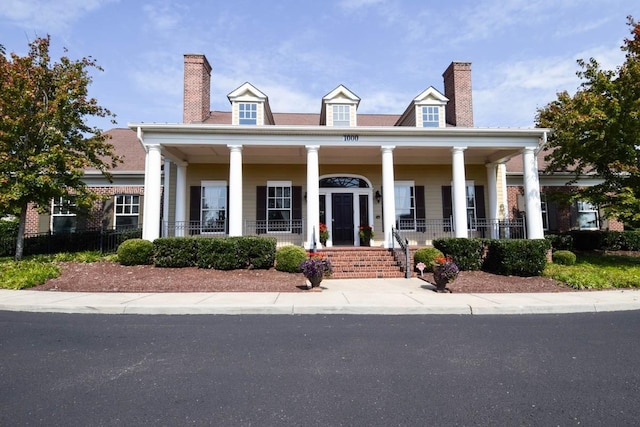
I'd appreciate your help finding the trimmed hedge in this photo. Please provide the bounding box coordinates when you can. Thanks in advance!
[117,239,154,266]
[483,239,550,277]
[432,238,485,271]
[233,236,277,269]
[413,247,443,273]
[153,237,199,267]
[275,245,308,273]
[552,250,577,265]
[545,234,573,252]
[196,236,277,270]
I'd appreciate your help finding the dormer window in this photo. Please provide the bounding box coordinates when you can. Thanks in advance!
[320,85,360,126]
[395,86,448,127]
[332,105,351,127]
[239,103,257,125]
[422,106,440,127]
[227,83,275,125]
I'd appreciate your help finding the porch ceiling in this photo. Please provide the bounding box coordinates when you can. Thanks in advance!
[161,144,524,165]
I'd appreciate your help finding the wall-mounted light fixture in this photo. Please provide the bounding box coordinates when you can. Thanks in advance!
[375,190,382,204]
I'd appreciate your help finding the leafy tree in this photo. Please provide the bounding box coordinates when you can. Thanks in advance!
[0,36,119,259]
[536,16,640,226]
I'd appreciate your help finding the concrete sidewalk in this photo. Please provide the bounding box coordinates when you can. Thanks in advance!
[1,278,640,315]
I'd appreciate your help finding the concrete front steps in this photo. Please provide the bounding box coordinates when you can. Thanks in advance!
[319,247,407,279]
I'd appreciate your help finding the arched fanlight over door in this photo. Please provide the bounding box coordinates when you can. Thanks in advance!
[319,177,370,188]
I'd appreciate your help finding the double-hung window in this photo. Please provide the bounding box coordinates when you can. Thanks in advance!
[577,201,599,230]
[540,194,549,231]
[52,197,76,234]
[239,103,257,125]
[332,105,350,126]
[114,195,139,230]
[422,106,440,127]
[395,182,416,230]
[466,184,477,230]
[267,181,291,232]
[201,181,227,233]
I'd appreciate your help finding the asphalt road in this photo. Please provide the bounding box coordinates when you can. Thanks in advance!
[1,311,640,426]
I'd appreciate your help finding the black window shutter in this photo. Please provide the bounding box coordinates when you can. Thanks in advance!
[415,185,426,232]
[292,186,302,234]
[474,185,486,219]
[442,186,452,232]
[189,186,201,235]
[548,201,559,233]
[256,186,266,234]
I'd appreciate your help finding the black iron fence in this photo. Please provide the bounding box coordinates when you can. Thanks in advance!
[0,228,142,258]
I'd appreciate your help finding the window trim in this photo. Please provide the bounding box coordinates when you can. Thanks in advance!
[577,200,599,230]
[332,104,351,126]
[421,105,440,127]
[267,180,292,233]
[200,180,227,234]
[395,180,416,231]
[238,102,258,125]
[540,193,549,231]
[114,194,140,230]
[51,197,77,234]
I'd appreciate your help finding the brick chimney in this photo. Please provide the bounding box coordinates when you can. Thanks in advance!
[183,54,212,123]
[442,62,473,127]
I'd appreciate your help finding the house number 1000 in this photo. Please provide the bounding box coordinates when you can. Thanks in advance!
[343,135,359,142]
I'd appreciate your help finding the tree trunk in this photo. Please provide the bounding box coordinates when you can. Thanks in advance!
[15,203,27,261]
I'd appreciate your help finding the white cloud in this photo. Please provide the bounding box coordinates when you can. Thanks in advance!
[0,0,118,32]
[339,0,386,10]
[142,1,188,32]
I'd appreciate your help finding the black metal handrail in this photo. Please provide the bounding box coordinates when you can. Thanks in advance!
[391,227,411,279]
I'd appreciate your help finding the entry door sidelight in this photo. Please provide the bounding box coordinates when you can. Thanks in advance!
[331,193,354,245]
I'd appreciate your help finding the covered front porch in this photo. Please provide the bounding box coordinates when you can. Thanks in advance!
[132,124,547,248]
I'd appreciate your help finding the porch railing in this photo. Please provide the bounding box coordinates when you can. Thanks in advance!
[469,218,526,240]
[395,219,454,245]
[395,218,526,243]
[391,227,411,279]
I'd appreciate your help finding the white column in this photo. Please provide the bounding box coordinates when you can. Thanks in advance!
[142,144,162,241]
[175,162,187,237]
[523,147,544,239]
[452,147,468,238]
[228,145,243,237]
[486,163,498,239]
[162,160,171,237]
[381,146,396,248]
[306,145,320,250]
[497,162,508,219]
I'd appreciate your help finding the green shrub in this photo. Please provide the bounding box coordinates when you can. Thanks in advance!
[569,230,604,251]
[553,250,577,265]
[545,234,574,251]
[432,238,485,271]
[153,237,199,267]
[197,236,277,270]
[413,247,443,273]
[234,236,277,269]
[117,239,153,266]
[620,231,640,251]
[0,259,60,289]
[275,245,308,272]
[484,239,551,276]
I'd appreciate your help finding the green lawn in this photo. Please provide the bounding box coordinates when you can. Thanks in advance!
[0,252,112,290]
[544,253,640,289]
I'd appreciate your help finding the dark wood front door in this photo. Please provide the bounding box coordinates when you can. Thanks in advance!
[332,193,354,245]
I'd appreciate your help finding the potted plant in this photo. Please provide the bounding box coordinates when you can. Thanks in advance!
[432,255,459,293]
[319,222,329,246]
[359,225,374,246]
[299,253,333,288]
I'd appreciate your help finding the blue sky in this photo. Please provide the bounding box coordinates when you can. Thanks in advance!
[1,0,638,130]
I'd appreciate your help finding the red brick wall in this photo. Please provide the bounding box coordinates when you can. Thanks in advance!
[183,54,211,123]
[443,62,474,127]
